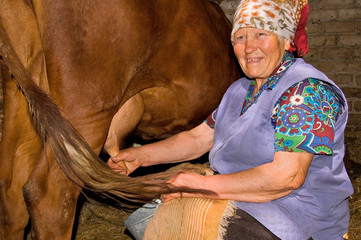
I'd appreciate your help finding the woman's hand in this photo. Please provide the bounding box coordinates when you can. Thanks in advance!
[161,171,212,202]
[107,148,142,175]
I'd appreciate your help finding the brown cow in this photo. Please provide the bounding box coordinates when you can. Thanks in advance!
[0,0,239,239]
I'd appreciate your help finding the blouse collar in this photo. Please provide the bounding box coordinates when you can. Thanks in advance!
[261,51,296,91]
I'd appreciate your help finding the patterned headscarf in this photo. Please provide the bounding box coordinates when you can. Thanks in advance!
[231,0,309,56]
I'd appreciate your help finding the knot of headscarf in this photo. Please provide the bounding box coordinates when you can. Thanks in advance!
[231,0,309,57]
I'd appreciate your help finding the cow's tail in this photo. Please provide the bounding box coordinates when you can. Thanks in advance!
[0,20,175,202]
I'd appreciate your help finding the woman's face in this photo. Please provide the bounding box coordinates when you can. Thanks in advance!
[233,28,291,82]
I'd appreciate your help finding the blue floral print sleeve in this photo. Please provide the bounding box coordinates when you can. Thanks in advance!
[272,78,342,155]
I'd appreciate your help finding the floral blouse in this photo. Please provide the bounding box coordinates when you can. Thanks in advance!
[205,52,342,155]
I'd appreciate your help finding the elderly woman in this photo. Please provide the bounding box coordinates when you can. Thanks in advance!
[108,0,353,239]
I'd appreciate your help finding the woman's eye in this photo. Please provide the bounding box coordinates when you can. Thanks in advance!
[234,36,246,44]
[256,33,266,38]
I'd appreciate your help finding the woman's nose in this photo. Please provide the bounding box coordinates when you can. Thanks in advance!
[244,38,257,53]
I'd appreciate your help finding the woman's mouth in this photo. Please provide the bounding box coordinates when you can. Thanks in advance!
[247,57,263,63]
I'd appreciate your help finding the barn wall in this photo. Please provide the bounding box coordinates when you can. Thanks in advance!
[305,0,361,164]
[305,0,361,130]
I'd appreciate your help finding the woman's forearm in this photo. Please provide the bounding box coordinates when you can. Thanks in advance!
[165,151,313,203]
[202,165,294,202]
[139,122,214,166]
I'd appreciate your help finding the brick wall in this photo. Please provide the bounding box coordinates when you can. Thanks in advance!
[305,0,361,130]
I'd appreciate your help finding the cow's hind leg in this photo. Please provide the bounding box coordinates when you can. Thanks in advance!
[22,144,81,240]
[0,65,42,240]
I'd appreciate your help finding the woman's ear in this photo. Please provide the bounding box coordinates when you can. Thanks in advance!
[284,40,292,51]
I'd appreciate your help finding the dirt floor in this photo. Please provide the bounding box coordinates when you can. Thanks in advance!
[348,161,361,240]
[73,196,137,240]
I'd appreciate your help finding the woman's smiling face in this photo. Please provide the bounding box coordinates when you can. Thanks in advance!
[233,28,291,82]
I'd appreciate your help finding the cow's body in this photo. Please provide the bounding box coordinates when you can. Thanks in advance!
[0,0,239,239]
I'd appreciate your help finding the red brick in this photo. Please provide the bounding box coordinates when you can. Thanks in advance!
[308,35,336,47]
[334,61,361,72]
[309,9,338,22]
[357,23,361,32]
[347,113,361,127]
[321,21,355,33]
[308,0,319,10]
[338,9,361,20]
[347,99,354,111]
[339,34,361,47]
[356,75,361,86]
[341,87,361,99]
[321,47,354,60]
[333,74,355,86]
[320,0,354,8]
[307,21,320,34]
[305,48,319,60]
[355,48,361,60]
[354,100,361,112]
[306,60,336,73]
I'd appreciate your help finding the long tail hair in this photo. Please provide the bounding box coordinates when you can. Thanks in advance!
[0,19,174,202]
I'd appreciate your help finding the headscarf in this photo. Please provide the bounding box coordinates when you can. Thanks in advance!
[231,0,309,57]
